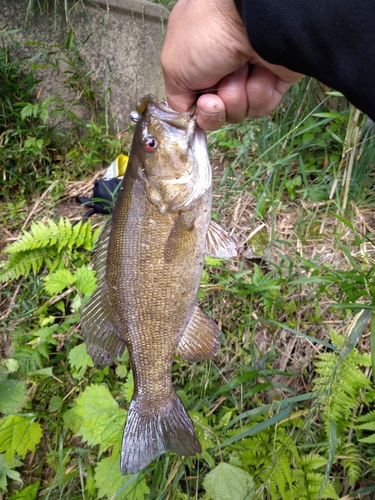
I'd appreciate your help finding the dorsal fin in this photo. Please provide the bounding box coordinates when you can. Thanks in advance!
[80,220,126,365]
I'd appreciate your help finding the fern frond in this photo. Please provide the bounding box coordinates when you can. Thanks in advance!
[83,221,96,250]
[358,433,375,443]
[71,220,84,249]
[3,218,95,257]
[240,428,299,499]
[6,220,59,254]
[0,248,48,281]
[355,409,375,443]
[304,472,339,499]
[356,409,375,423]
[351,351,372,367]
[300,453,327,472]
[313,334,372,432]
[338,442,363,486]
[357,421,375,432]
[1,218,97,283]
[330,330,345,348]
[273,452,290,499]
[57,217,72,252]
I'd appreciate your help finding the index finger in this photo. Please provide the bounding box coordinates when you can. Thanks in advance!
[163,75,197,113]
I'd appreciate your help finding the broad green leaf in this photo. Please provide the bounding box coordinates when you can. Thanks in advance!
[43,269,75,295]
[189,411,215,450]
[74,266,97,294]
[321,420,337,498]
[122,370,134,403]
[70,384,126,455]
[203,462,256,500]
[329,211,355,231]
[95,452,149,500]
[176,389,189,407]
[54,300,66,315]
[0,454,22,492]
[48,396,63,413]
[205,256,223,266]
[63,408,83,434]
[68,344,94,378]
[27,367,54,378]
[3,359,19,373]
[9,480,40,500]
[0,378,27,414]
[0,416,43,466]
[70,293,82,313]
[116,364,128,379]
[39,317,55,327]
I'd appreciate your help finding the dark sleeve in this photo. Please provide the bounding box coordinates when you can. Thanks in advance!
[235,0,375,120]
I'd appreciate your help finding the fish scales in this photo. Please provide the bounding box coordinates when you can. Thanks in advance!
[81,95,237,474]
[108,178,209,401]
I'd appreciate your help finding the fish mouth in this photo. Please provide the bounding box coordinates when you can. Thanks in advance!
[137,94,196,130]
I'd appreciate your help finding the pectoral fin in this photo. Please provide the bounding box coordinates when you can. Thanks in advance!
[164,213,197,262]
[177,304,221,362]
[206,220,237,258]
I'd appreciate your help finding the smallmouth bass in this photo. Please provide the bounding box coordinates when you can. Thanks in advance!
[81,95,236,474]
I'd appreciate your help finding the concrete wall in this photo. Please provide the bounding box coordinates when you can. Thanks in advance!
[0,0,169,128]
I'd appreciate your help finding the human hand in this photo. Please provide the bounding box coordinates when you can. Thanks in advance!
[160,0,303,130]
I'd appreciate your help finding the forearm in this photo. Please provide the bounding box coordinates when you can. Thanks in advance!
[236,0,375,119]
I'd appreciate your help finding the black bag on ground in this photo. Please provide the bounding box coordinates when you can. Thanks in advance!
[76,178,122,219]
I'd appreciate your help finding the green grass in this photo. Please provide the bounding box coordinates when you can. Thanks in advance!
[1,28,375,500]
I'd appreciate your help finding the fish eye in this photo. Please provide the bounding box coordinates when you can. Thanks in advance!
[143,135,158,153]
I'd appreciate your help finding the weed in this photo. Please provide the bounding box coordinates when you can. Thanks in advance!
[1,24,375,500]
[0,28,126,202]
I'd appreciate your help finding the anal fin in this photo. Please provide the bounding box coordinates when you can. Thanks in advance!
[206,220,237,258]
[177,304,221,362]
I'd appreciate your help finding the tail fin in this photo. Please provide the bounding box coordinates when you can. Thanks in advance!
[120,393,201,474]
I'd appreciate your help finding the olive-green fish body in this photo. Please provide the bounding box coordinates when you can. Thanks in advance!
[81,95,237,474]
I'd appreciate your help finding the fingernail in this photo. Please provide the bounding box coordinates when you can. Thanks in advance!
[200,109,222,117]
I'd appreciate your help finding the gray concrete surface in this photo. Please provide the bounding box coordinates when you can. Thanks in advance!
[0,0,169,128]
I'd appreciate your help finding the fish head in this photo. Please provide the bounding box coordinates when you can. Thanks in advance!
[130,95,211,213]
